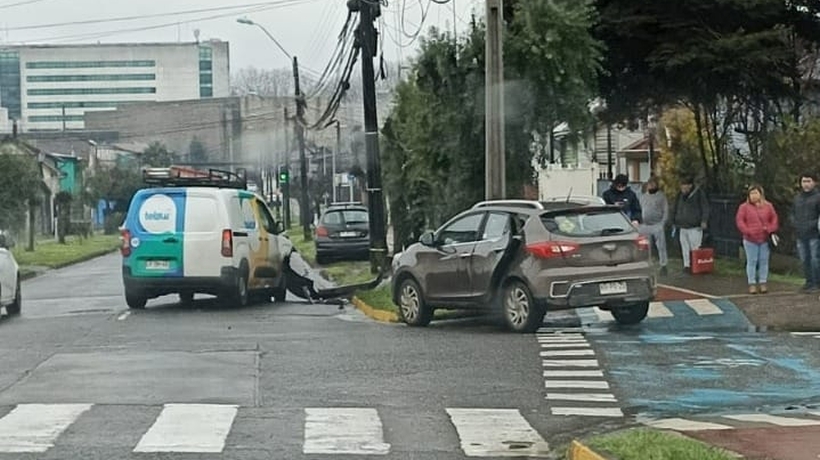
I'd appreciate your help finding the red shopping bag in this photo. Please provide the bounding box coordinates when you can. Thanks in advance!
[691,247,714,274]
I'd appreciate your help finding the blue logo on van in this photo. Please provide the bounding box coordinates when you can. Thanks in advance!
[144,211,171,221]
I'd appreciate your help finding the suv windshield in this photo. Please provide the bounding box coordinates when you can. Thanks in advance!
[540,209,634,237]
[323,209,369,225]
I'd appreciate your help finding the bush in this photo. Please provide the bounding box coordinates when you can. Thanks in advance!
[104,212,125,235]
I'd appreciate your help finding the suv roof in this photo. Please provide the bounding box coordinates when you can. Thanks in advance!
[471,196,605,211]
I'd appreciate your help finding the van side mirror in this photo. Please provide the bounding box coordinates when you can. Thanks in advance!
[420,231,435,247]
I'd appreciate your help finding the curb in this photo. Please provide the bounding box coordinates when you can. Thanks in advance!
[568,440,611,460]
[351,296,399,323]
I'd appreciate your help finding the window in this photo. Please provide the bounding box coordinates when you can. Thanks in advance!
[322,212,342,225]
[28,101,123,109]
[199,45,213,98]
[540,210,634,237]
[26,60,155,69]
[28,87,156,96]
[27,74,155,82]
[482,213,510,240]
[438,213,484,245]
[255,200,278,234]
[0,50,21,118]
[28,115,85,122]
[199,60,213,72]
[198,73,213,84]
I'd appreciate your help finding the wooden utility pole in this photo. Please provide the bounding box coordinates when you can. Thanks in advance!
[282,106,291,228]
[292,56,311,240]
[350,0,389,273]
[485,0,505,200]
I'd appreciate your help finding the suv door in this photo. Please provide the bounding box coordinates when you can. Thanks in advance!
[421,212,485,301]
[470,212,514,298]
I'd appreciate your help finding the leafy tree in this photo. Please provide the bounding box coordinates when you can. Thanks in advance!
[141,141,175,167]
[84,166,143,233]
[0,148,43,236]
[188,137,207,164]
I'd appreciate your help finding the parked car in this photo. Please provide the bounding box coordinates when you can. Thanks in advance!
[391,199,655,332]
[0,233,21,316]
[120,167,291,309]
[314,203,370,265]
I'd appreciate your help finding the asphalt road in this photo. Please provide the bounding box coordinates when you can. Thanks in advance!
[0,254,819,459]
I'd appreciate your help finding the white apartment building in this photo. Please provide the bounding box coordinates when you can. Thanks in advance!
[0,40,230,132]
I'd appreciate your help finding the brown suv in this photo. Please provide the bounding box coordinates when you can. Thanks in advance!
[390,200,656,332]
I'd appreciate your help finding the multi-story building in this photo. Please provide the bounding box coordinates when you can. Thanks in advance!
[0,40,230,133]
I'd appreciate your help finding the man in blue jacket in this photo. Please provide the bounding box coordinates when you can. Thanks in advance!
[603,174,642,226]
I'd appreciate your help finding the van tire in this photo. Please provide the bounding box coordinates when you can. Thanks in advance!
[228,264,250,307]
[125,291,147,310]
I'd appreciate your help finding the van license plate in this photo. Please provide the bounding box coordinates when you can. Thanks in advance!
[599,282,627,295]
[340,231,357,238]
[146,260,170,270]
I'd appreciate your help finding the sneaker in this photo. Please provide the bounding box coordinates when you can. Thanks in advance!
[759,284,768,294]
[748,285,758,295]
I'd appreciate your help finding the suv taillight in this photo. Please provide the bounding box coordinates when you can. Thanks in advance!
[221,229,233,257]
[526,241,580,259]
[316,226,329,237]
[636,235,650,251]
[120,229,131,257]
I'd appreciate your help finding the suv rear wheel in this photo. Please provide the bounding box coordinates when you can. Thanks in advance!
[397,278,431,327]
[611,302,649,325]
[501,280,545,333]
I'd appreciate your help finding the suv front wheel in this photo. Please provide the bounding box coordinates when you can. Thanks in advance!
[501,280,545,333]
[610,302,649,325]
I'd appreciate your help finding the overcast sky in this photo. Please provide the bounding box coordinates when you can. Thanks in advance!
[0,0,484,73]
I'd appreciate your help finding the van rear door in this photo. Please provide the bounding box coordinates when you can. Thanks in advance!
[125,189,186,278]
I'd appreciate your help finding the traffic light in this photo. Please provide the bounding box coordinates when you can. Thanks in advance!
[278,166,289,184]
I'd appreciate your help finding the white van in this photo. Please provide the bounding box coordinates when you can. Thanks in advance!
[120,168,293,309]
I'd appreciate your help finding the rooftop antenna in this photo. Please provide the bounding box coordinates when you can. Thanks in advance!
[193,29,200,44]
[565,187,573,203]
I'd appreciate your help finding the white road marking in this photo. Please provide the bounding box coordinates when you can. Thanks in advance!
[551,407,623,417]
[539,349,596,357]
[684,299,723,316]
[117,311,131,321]
[722,414,820,426]
[536,335,586,341]
[133,404,238,453]
[446,408,550,457]
[646,418,733,431]
[539,342,591,348]
[543,370,604,378]
[657,283,718,299]
[0,404,92,453]
[647,302,674,318]
[542,359,599,367]
[544,380,610,389]
[303,408,390,455]
[546,393,617,402]
[593,308,615,322]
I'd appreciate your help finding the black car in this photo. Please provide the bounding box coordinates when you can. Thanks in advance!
[315,203,370,265]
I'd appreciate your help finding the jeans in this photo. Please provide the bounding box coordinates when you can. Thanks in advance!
[796,238,820,288]
[742,240,770,285]
[679,227,703,268]
[639,223,668,267]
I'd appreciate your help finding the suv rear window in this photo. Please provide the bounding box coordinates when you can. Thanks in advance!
[540,209,634,237]
[323,209,369,225]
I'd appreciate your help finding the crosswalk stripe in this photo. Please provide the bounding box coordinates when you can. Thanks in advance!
[593,308,614,322]
[544,380,609,389]
[551,407,623,417]
[646,418,733,431]
[539,342,590,348]
[539,349,596,357]
[446,408,550,457]
[543,370,604,378]
[648,302,674,318]
[536,335,586,342]
[542,359,599,367]
[546,393,617,402]
[722,414,820,426]
[133,404,238,453]
[303,408,390,455]
[0,404,91,453]
[685,299,723,316]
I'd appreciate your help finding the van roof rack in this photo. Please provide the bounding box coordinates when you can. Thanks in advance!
[142,166,248,190]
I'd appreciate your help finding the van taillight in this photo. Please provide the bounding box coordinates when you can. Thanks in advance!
[221,229,233,257]
[636,235,650,251]
[120,229,131,257]
[316,226,329,237]
[526,241,580,259]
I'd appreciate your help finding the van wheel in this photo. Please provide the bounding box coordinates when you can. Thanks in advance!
[231,270,250,307]
[272,286,287,303]
[501,280,544,333]
[6,278,21,315]
[397,278,431,327]
[125,291,147,310]
[611,302,649,325]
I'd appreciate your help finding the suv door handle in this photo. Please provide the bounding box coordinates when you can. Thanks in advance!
[493,247,506,253]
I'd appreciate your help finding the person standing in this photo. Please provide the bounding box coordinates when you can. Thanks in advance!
[735,185,779,294]
[603,174,642,226]
[639,177,669,276]
[671,176,710,273]
[792,172,820,292]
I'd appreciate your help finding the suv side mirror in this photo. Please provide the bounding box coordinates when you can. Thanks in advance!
[420,231,435,247]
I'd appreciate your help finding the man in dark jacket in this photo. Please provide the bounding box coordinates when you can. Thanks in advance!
[603,174,642,225]
[671,176,710,272]
[792,172,820,291]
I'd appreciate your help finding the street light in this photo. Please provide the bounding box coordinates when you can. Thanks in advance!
[236,17,292,60]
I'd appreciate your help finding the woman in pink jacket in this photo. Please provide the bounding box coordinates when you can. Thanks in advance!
[735,184,779,294]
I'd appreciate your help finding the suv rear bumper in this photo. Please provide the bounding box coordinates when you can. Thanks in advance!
[122,266,238,298]
[543,277,655,309]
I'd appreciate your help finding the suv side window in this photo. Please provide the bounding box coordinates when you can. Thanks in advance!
[438,213,485,245]
[254,199,279,234]
[482,212,510,240]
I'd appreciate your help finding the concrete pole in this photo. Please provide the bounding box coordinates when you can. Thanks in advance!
[485,0,505,199]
